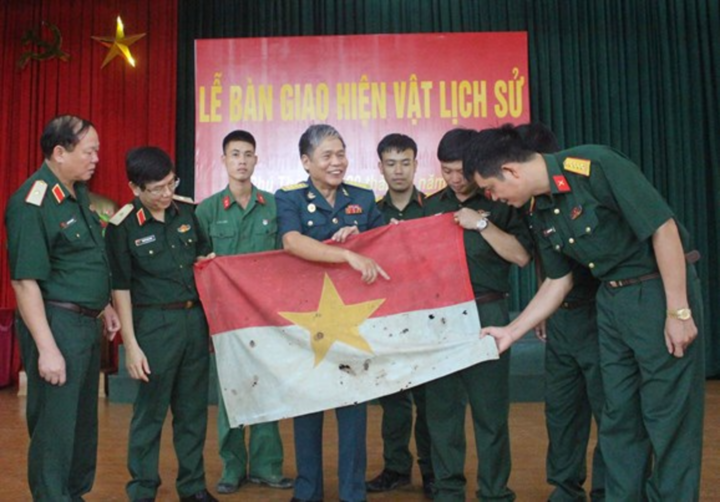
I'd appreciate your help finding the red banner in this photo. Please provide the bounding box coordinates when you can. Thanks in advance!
[194,32,529,201]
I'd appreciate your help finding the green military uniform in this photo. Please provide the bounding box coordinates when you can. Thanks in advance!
[5,163,111,501]
[195,185,286,486]
[527,146,704,501]
[105,197,212,500]
[542,265,605,501]
[424,187,532,502]
[373,188,434,480]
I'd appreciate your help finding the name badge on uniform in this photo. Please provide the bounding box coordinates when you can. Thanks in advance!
[135,235,156,246]
[177,224,191,233]
[346,204,363,215]
[60,217,77,229]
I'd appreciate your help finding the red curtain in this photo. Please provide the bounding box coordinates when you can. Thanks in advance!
[0,0,177,309]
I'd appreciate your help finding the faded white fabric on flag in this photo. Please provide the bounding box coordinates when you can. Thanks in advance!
[195,213,498,427]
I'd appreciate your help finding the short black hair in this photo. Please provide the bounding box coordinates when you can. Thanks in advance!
[125,146,175,188]
[222,130,256,154]
[437,128,478,163]
[377,133,417,160]
[516,122,560,153]
[40,115,95,160]
[462,124,535,180]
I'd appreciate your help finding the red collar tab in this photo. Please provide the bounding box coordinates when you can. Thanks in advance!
[553,175,571,193]
[51,184,66,204]
[136,208,147,226]
[222,195,231,210]
[256,192,266,205]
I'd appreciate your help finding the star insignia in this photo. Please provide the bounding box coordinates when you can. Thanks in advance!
[279,274,385,366]
[92,16,145,68]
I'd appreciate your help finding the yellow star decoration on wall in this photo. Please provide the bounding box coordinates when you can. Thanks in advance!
[92,16,145,68]
[280,274,385,366]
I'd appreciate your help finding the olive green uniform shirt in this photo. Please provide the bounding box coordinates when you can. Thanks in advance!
[376,187,426,222]
[195,185,278,255]
[6,162,111,309]
[105,198,210,304]
[527,145,690,281]
[424,187,532,295]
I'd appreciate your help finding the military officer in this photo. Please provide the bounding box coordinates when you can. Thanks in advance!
[424,128,532,502]
[105,147,217,502]
[5,115,121,501]
[367,133,435,498]
[196,130,292,494]
[275,124,388,502]
[466,124,704,501]
[517,123,606,501]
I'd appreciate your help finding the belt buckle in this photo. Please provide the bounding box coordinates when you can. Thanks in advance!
[184,300,194,309]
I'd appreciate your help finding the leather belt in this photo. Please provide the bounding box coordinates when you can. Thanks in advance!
[474,291,508,304]
[134,300,200,310]
[46,301,103,318]
[606,272,661,289]
[559,298,595,309]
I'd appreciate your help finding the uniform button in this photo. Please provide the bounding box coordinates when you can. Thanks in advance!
[585,227,591,233]
[354,220,358,225]
[76,233,81,238]
[179,265,183,269]
[554,245,561,251]
[149,250,154,255]
[308,220,314,227]
[553,208,560,215]
[588,262,595,269]
[568,238,575,244]
[332,217,339,224]
[188,239,193,243]
[171,245,175,248]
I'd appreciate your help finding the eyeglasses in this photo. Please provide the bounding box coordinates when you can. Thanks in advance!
[143,177,180,196]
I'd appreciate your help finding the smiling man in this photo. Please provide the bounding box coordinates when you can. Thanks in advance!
[463,123,705,501]
[106,147,217,502]
[196,130,293,494]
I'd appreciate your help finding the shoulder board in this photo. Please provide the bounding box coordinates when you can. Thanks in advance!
[109,203,134,226]
[172,194,195,204]
[375,195,385,204]
[279,182,308,192]
[563,157,591,177]
[343,180,371,190]
[25,180,48,206]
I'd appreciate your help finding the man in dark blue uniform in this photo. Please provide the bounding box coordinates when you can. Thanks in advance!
[275,124,388,502]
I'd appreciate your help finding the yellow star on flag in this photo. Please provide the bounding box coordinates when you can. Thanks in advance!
[92,16,145,68]
[279,274,385,366]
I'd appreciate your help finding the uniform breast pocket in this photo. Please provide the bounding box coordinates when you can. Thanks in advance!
[59,221,96,250]
[209,223,237,241]
[252,219,278,248]
[532,224,565,255]
[568,210,599,253]
[342,212,368,231]
[130,240,166,262]
[177,228,198,248]
[302,213,328,233]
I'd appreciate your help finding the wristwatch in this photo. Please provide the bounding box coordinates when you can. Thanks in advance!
[667,308,692,320]
[476,218,488,232]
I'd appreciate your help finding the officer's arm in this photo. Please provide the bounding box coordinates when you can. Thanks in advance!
[482,272,573,353]
[454,208,530,266]
[11,279,66,386]
[282,231,389,284]
[653,218,697,358]
[112,289,151,382]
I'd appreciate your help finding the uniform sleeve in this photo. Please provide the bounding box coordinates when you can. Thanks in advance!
[365,197,386,230]
[274,189,303,238]
[5,196,51,281]
[193,211,212,256]
[497,205,534,254]
[194,199,213,252]
[105,223,132,290]
[591,147,674,242]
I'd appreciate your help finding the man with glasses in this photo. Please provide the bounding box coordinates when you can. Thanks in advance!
[196,130,293,494]
[105,147,218,502]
